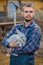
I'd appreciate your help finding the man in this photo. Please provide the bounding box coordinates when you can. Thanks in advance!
[2,3,42,65]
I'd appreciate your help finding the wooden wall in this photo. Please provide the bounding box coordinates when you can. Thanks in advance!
[0,0,43,11]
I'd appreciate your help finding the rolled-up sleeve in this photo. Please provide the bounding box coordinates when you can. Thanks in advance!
[2,26,16,47]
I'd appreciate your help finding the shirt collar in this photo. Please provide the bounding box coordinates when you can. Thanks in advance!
[23,20,34,29]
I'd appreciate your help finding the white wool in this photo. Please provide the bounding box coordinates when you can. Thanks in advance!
[7,29,26,47]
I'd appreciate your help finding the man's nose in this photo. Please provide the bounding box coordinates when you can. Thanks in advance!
[27,12,30,15]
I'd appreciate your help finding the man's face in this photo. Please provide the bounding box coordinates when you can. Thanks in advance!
[22,7,34,21]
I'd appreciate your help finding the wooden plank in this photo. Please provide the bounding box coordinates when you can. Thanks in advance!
[0,21,22,26]
[0,22,14,25]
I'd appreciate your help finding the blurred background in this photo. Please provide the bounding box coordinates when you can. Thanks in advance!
[0,0,43,65]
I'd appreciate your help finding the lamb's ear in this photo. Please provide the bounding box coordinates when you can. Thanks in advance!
[16,29,20,33]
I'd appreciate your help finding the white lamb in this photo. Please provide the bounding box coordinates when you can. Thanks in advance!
[7,29,26,47]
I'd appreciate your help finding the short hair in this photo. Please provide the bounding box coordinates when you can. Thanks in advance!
[22,3,34,11]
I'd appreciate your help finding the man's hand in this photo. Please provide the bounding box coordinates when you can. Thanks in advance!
[8,41,18,48]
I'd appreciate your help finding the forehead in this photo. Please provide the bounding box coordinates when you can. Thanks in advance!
[23,7,34,11]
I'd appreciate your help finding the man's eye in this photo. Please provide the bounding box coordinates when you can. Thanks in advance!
[30,11,33,13]
[25,11,28,13]
[25,11,33,13]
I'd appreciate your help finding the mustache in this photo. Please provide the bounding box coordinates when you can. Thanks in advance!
[26,15,31,18]
[25,19,32,22]
[25,18,34,22]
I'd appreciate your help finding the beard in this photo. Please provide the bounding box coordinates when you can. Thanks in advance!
[25,19,31,22]
[24,16,34,22]
[25,18,33,22]
[23,16,34,22]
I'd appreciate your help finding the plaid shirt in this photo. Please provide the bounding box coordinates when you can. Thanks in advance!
[2,20,42,54]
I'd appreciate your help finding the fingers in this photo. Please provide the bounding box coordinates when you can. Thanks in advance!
[8,42,18,48]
